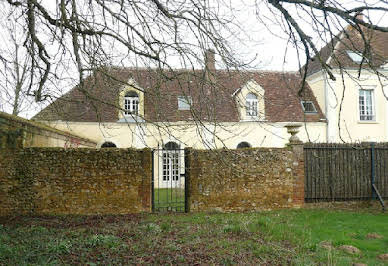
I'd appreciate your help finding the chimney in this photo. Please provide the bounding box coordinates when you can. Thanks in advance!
[205,49,216,73]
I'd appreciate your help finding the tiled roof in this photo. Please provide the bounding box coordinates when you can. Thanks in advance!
[305,25,388,76]
[33,67,325,123]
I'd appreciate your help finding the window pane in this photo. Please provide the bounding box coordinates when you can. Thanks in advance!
[346,51,364,63]
[359,89,374,121]
[246,93,257,100]
[124,95,139,115]
[301,101,317,113]
[178,96,192,110]
[246,99,258,117]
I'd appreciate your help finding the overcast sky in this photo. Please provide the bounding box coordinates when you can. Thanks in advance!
[0,0,387,118]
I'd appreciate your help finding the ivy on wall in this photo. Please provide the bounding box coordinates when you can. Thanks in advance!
[0,128,24,149]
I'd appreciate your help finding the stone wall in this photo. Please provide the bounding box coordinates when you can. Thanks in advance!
[0,111,96,149]
[185,145,304,212]
[0,148,151,216]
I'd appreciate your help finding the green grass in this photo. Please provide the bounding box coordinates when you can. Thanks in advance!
[154,188,185,211]
[0,209,387,265]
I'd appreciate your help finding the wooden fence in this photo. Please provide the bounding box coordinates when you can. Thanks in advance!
[304,143,388,202]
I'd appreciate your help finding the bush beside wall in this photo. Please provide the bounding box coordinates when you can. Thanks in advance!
[0,148,152,216]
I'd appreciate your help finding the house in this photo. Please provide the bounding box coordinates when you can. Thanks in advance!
[33,50,327,150]
[304,20,388,142]
[34,19,388,148]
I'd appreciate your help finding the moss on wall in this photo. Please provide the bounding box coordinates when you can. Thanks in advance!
[186,147,304,212]
[0,112,97,148]
[0,148,152,216]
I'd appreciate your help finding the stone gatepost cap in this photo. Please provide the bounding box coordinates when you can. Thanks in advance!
[284,123,303,128]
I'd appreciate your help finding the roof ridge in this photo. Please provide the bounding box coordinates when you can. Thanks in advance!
[96,66,298,75]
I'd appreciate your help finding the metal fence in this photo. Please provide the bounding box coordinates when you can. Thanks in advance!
[304,143,388,203]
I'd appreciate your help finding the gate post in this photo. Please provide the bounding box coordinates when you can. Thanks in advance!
[285,123,304,207]
[184,147,191,213]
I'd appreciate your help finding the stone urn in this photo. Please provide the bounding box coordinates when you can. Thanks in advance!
[285,123,302,144]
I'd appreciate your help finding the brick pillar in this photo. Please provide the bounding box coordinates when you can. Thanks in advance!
[285,123,304,208]
[140,148,152,212]
[290,142,305,207]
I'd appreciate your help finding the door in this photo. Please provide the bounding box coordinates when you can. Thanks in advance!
[161,149,180,188]
[152,142,186,212]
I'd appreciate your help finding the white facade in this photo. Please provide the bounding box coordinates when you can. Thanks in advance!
[307,69,388,143]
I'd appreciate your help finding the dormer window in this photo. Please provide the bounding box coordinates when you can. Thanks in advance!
[301,101,317,113]
[246,93,258,117]
[178,96,192,110]
[124,91,139,115]
[346,50,367,64]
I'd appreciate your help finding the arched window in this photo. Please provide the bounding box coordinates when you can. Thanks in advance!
[124,91,139,115]
[101,141,117,148]
[162,141,180,184]
[246,93,258,117]
[237,141,251,149]
[163,141,180,150]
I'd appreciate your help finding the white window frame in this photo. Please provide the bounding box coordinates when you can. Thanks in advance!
[124,92,139,115]
[301,101,317,113]
[246,93,258,117]
[177,96,192,110]
[359,88,375,121]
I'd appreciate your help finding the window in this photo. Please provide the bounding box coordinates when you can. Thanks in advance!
[162,142,180,182]
[237,142,251,149]
[101,141,117,148]
[246,93,258,117]
[301,101,317,113]
[124,91,139,115]
[346,51,367,64]
[178,96,192,110]
[359,89,375,121]
[163,141,180,150]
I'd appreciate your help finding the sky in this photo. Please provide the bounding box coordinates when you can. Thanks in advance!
[0,0,387,118]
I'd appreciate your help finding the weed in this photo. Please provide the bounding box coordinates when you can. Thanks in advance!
[86,234,122,249]
[142,223,161,233]
[47,240,72,254]
[160,222,171,232]
[223,223,242,234]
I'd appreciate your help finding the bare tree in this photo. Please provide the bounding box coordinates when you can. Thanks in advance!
[0,15,31,115]
[262,0,388,82]
[1,0,250,102]
[0,1,386,100]
[1,0,388,144]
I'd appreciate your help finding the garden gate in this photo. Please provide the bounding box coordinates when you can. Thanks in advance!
[152,142,187,212]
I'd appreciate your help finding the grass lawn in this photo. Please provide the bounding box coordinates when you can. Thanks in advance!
[153,188,185,211]
[0,209,387,265]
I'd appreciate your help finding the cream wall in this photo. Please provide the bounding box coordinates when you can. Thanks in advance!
[26,133,95,148]
[307,69,388,142]
[47,120,327,149]
[305,72,326,115]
